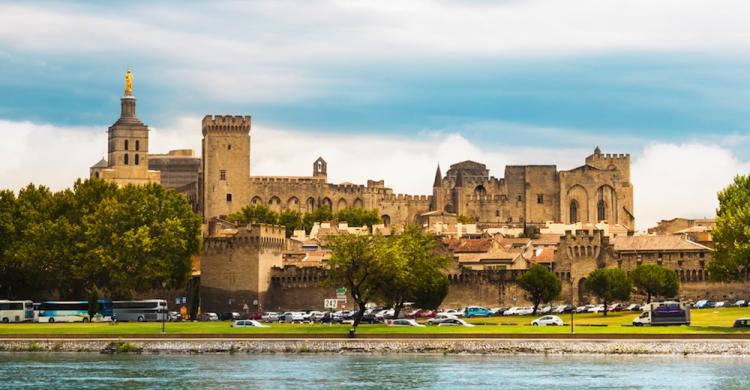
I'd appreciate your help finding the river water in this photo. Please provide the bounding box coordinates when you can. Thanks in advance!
[1,353,749,389]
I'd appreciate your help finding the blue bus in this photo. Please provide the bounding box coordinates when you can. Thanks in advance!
[37,300,114,323]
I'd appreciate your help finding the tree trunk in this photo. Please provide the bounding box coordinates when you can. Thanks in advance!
[532,299,540,315]
[393,301,404,320]
[647,293,651,304]
[603,298,608,316]
[352,304,367,328]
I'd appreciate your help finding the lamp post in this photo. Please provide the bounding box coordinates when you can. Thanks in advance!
[161,281,167,334]
[570,277,575,334]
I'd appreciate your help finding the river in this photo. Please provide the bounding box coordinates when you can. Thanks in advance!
[1,353,749,389]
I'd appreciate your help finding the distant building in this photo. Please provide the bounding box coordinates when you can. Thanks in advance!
[148,149,202,214]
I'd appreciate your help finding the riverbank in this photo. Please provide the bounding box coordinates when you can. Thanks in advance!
[2,338,750,356]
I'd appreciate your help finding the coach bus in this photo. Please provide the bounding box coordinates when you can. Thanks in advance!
[113,300,167,322]
[0,300,34,323]
[37,300,114,323]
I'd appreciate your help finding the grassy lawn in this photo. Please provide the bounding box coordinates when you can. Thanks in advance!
[1,307,749,335]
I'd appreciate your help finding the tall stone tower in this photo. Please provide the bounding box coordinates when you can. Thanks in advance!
[202,115,251,220]
[452,170,465,216]
[431,164,443,211]
[90,69,160,185]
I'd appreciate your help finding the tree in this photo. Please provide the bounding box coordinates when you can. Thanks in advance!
[326,233,387,328]
[334,208,381,229]
[457,215,475,224]
[227,204,279,225]
[517,264,562,314]
[377,225,451,318]
[586,268,632,316]
[88,287,99,321]
[709,174,750,281]
[413,277,449,311]
[630,264,680,303]
[279,209,304,238]
[303,206,333,233]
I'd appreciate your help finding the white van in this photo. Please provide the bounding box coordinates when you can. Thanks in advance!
[633,301,690,326]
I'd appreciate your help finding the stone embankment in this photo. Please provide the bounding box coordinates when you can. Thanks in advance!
[1,338,750,356]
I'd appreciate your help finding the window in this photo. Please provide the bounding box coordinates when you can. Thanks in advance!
[537,194,544,204]
[569,201,578,223]
[227,144,232,150]
[94,172,100,179]
[226,193,233,202]
[495,210,500,217]
[597,200,606,222]
[517,195,522,202]
[134,154,139,165]
[135,140,140,151]
[124,140,129,150]
[220,170,227,181]
[124,154,129,165]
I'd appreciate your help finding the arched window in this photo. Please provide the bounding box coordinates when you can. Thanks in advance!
[134,154,140,165]
[597,200,606,222]
[226,193,233,202]
[135,140,140,151]
[570,200,578,223]
[94,172,100,179]
[124,154,129,165]
[124,140,129,150]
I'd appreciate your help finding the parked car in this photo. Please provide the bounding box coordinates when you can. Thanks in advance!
[280,312,305,323]
[231,319,269,328]
[464,306,492,318]
[261,312,281,322]
[608,303,624,312]
[531,315,564,326]
[715,301,726,308]
[538,306,553,315]
[732,300,747,307]
[198,312,219,321]
[389,319,425,327]
[167,311,183,322]
[443,309,464,317]
[308,311,326,322]
[733,318,750,328]
[426,314,458,325]
[626,304,642,311]
[415,309,437,318]
[490,307,509,316]
[219,312,241,321]
[576,305,594,313]
[516,307,534,316]
[374,309,395,320]
[588,305,605,313]
[694,300,716,309]
[437,318,475,327]
[552,305,573,314]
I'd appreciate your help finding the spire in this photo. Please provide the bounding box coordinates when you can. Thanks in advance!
[433,164,442,187]
[594,145,601,155]
[455,170,464,188]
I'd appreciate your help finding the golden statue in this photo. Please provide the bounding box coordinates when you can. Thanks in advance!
[124,69,133,96]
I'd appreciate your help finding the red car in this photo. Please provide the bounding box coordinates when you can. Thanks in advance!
[607,303,624,312]
[415,310,436,318]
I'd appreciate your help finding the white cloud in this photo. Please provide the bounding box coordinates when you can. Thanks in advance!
[3,118,746,231]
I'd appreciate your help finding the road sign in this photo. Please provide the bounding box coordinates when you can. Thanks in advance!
[324,299,338,309]
[336,287,347,300]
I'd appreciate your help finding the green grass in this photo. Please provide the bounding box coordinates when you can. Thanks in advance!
[1,307,749,335]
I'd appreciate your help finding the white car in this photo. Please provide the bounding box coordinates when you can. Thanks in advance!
[517,307,534,315]
[389,319,425,327]
[531,315,564,326]
[426,313,458,325]
[443,309,464,317]
[308,311,326,322]
[231,320,269,328]
[261,312,281,322]
[588,305,605,313]
[503,307,521,316]
[280,312,305,322]
[715,301,726,308]
[437,318,475,327]
[538,306,552,315]
[374,309,395,320]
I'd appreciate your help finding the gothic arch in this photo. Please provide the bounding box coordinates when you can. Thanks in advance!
[474,185,486,197]
[566,184,589,223]
[381,214,391,227]
[321,197,333,210]
[596,184,616,223]
[353,198,363,208]
[306,197,315,213]
[336,198,348,212]
[251,196,263,205]
[268,196,282,213]
[578,278,588,304]
[287,196,300,212]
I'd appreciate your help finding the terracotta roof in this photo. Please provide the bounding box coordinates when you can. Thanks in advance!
[529,248,555,263]
[613,236,712,252]
[531,234,561,246]
[456,248,523,263]
[674,226,712,234]
[444,238,491,253]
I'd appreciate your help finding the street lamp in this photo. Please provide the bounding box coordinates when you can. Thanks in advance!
[570,277,575,334]
[161,281,167,334]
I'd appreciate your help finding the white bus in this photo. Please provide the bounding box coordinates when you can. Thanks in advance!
[0,300,34,323]
[113,300,167,322]
[37,300,114,323]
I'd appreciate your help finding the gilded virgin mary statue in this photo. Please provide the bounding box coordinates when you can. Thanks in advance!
[124,69,133,96]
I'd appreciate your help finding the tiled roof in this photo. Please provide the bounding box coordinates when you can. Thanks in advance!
[613,236,712,252]
[531,234,561,246]
[444,238,491,253]
[529,248,556,263]
[91,158,108,168]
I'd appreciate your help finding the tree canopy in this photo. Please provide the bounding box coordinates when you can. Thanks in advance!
[517,264,562,314]
[630,264,679,303]
[0,179,201,299]
[709,174,750,282]
[586,268,631,316]
[228,205,381,238]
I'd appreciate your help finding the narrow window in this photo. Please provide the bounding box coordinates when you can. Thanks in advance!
[226,193,233,202]
[227,144,232,150]
[220,170,227,181]
[517,195,522,202]
[124,154,129,165]
[134,154,140,165]
[570,201,578,223]
[597,200,606,222]
[537,194,544,204]
[124,140,129,150]
[495,210,500,217]
[135,140,140,151]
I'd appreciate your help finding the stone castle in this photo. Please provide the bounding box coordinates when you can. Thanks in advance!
[201,115,634,231]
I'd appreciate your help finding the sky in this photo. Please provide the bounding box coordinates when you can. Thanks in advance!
[1,0,749,229]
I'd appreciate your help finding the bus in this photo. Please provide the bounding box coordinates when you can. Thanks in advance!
[0,300,34,323]
[38,300,114,323]
[113,300,167,322]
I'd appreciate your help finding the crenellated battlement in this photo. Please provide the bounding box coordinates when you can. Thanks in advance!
[202,115,251,135]
[380,193,432,203]
[203,221,286,254]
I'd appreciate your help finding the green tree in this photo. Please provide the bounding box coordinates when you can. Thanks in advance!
[279,209,304,237]
[227,204,279,225]
[334,208,381,228]
[303,206,333,233]
[517,264,562,314]
[457,215,475,224]
[378,225,451,318]
[88,287,99,321]
[586,268,632,316]
[326,233,387,328]
[0,190,17,297]
[413,277,449,311]
[709,174,750,281]
[630,264,680,303]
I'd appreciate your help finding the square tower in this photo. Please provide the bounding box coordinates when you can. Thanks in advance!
[202,115,251,220]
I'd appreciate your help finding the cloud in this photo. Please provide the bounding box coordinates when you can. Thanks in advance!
[3,118,747,231]
[632,143,750,229]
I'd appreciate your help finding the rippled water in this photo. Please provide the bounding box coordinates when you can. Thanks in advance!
[1,353,749,389]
